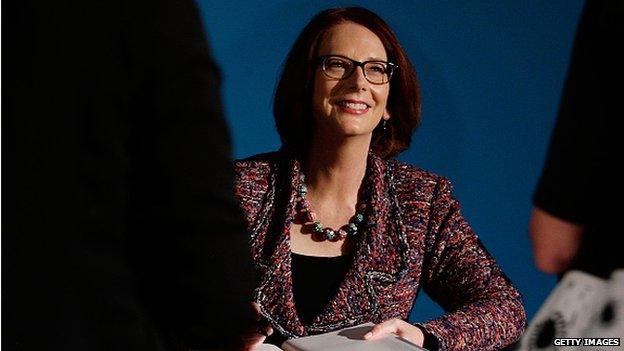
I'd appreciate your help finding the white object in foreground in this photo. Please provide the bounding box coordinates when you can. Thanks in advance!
[277,323,427,351]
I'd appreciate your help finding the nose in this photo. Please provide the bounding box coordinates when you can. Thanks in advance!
[347,65,369,91]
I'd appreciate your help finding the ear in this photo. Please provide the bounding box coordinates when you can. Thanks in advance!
[383,109,391,121]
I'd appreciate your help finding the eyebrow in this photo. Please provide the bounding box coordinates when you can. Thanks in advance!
[366,56,387,61]
[327,54,389,62]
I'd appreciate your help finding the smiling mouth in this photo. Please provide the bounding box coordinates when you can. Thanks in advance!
[335,100,371,113]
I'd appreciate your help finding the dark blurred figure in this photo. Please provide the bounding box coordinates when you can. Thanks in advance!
[2,0,254,350]
[530,0,623,278]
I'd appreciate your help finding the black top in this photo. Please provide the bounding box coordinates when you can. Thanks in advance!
[291,253,353,325]
[290,253,439,350]
[533,0,624,278]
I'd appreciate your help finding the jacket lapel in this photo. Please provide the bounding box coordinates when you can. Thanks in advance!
[252,157,305,337]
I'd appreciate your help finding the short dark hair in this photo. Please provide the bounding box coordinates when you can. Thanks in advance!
[273,7,421,159]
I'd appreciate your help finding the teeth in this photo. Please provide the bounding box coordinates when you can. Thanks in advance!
[339,101,369,110]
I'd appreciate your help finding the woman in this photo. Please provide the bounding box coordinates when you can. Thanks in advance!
[234,7,526,350]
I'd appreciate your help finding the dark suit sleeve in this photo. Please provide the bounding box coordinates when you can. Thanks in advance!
[123,0,255,348]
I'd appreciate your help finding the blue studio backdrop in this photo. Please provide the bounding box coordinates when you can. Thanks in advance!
[196,0,585,322]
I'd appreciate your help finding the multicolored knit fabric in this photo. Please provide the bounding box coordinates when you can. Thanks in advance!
[234,151,526,351]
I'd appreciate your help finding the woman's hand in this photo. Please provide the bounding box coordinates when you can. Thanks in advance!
[238,302,273,351]
[363,318,424,347]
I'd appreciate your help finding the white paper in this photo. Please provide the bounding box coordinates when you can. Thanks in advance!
[256,344,283,351]
[280,323,427,351]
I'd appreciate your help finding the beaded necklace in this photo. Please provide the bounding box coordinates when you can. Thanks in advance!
[296,172,366,241]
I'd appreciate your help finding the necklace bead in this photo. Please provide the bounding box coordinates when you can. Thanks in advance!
[312,221,323,233]
[354,213,364,224]
[296,172,365,241]
[324,229,336,241]
[346,223,358,236]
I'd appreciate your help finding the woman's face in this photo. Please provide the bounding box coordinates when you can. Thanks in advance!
[312,22,390,141]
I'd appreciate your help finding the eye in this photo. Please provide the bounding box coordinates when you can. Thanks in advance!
[325,58,349,69]
[367,63,387,74]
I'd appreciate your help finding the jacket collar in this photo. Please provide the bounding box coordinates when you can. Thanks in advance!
[252,152,411,337]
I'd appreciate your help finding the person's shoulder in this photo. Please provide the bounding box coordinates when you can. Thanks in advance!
[235,151,281,164]
[384,158,456,213]
[234,151,282,163]
[387,158,451,191]
[233,152,283,204]
[234,151,282,175]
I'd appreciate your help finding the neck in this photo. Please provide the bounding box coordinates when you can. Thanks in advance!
[303,133,370,202]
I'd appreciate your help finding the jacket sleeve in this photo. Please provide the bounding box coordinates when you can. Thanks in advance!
[416,178,526,350]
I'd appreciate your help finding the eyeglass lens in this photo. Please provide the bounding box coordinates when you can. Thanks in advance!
[323,56,391,84]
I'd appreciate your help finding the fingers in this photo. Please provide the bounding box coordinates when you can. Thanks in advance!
[257,324,274,337]
[251,302,273,336]
[241,333,266,351]
[251,302,262,318]
[364,319,400,340]
[363,319,425,347]
[241,326,273,351]
[240,302,274,350]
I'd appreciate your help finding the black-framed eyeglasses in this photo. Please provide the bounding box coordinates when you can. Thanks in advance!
[315,55,397,85]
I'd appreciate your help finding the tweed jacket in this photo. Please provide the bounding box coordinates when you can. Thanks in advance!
[234,151,526,351]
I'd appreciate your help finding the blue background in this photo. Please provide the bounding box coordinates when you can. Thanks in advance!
[196,0,585,322]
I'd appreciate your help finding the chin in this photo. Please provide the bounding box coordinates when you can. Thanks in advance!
[314,111,376,138]
[335,124,374,138]
[327,119,372,137]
